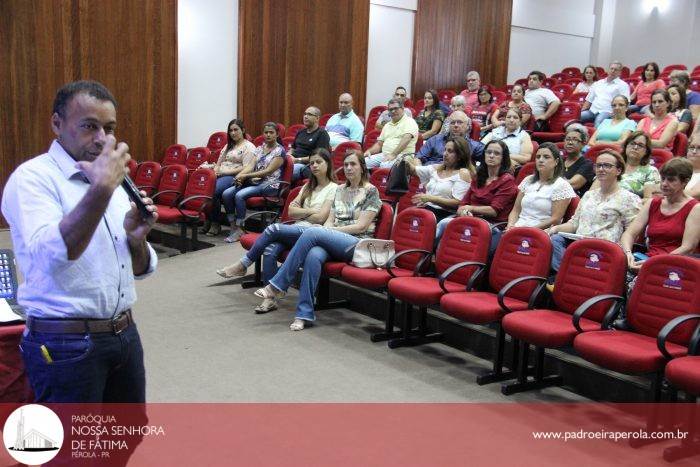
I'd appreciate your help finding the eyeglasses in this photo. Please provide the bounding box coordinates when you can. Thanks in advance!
[595,162,616,170]
[564,137,583,144]
[687,145,700,153]
[303,112,320,117]
[628,141,646,150]
[485,150,503,156]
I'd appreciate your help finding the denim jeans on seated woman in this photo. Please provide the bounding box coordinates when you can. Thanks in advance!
[268,227,359,321]
[221,183,278,225]
[210,175,236,222]
[241,223,311,283]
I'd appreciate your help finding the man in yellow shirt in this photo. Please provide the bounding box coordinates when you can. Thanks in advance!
[363,98,419,169]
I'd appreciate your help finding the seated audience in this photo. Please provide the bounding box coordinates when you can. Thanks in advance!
[670,70,700,120]
[375,86,413,130]
[547,149,641,271]
[415,89,446,140]
[417,111,484,165]
[216,149,338,304]
[435,140,518,239]
[440,95,472,136]
[580,61,630,127]
[481,107,533,168]
[504,142,576,233]
[364,98,419,169]
[620,158,699,273]
[253,150,382,331]
[573,66,597,94]
[471,86,498,135]
[587,95,636,146]
[222,122,285,243]
[637,89,678,148]
[289,106,330,181]
[562,124,595,196]
[685,134,700,199]
[490,83,532,128]
[524,71,561,131]
[628,62,664,114]
[459,70,481,107]
[667,84,693,135]
[405,136,474,221]
[325,93,364,149]
[201,118,256,236]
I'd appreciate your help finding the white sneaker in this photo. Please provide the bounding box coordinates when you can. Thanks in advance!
[224,229,242,243]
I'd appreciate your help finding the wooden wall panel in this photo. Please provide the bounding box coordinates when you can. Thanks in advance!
[238,0,369,137]
[0,0,177,227]
[412,0,512,100]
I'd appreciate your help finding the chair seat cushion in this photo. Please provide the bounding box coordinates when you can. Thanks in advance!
[573,330,687,374]
[341,266,413,289]
[388,276,464,306]
[503,309,601,348]
[440,292,529,325]
[322,261,346,278]
[157,206,203,224]
[665,356,700,395]
[240,233,260,250]
[246,197,281,208]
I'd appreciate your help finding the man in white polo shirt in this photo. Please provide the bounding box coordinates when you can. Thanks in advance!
[524,70,560,132]
[580,61,630,127]
[364,98,419,168]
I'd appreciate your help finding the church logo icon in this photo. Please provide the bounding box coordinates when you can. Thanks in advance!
[3,404,64,464]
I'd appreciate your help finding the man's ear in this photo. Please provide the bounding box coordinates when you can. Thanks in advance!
[51,113,62,136]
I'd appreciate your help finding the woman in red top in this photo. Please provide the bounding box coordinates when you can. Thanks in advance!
[637,89,678,148]
[621,158,700,273]
[629,62,665,114]
[471,86,498,136]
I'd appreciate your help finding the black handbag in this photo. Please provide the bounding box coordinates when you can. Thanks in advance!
[385,155,410,195]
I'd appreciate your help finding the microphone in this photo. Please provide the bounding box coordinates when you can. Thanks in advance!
[122,175,152,219]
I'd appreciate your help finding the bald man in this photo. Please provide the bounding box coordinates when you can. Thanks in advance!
[290,106,330,180]
[417,111,484,165]
[325,93,364,149]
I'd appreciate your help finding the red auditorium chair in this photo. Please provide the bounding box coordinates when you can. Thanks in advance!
[406,107,417,118]
[374,217,491,347]
[529,141,539,162]
[550,73,566,84]
[365,116,379,132]
[368,105,387,121]
[671,132,688,157]
[514,78,529,88]
[531,102,581,143]
[500,84,514,95]
[363,129,381,151]
[563,196,579,222]
[133,161,162,197]
[315,202,394,310]
[542,78,555,89]
[564,92,588,106]
[413,99,425,112]
[438,89,456,103]
[369,168,401,205]
[207,132,227,155]
[561,67,582,79]
[662,64,687,75]
[286,124,306,140]
[185,147,211,173]
[470,121,481,141]
[573,255,700,402]
[690,75,700,92]
[253,135,265,147]
[341,207,436,293]
[244,155,294,213]
[499,239,626,394]
[319,114,332,127]
[620,66,630,79]
[238,186,302,288]
[584,143,622,164]
[440,227,552,384]
[155,168,216,253]
[152,164,188,208]
[161,144,187,166]
[404,98,414,108]
[650,148,673,168]
[282,136,295,152]
[491,91,507,105]
[551,84,573,101]
[595,67,607,78]
[127,159,138,179]
[564,78,582,87]
[275,123,286,138]
[395,176,422,213]
[514,162,536,185]
[332,142,361,182]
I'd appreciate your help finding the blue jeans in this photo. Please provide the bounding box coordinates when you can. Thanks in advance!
[550,233,571,272]
[221,183,277,225]
[20,322,145,402]
[580,110,611,128]
[435,215,455,245]
[292,163,311,182]
[268,227,359,321]
[242,223,310,283]
[210,175,236,222]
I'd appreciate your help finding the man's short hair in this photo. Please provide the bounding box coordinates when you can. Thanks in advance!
[609,60,623,69]
[528,71,546,82]
[395,86,407,93]
[467,71,480,80]
[387,98,404,108]
[53,80,117,118]
[670,70,690,87]
[451,95,466,106]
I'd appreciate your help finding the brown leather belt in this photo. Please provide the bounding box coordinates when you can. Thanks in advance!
[27,310,133,335]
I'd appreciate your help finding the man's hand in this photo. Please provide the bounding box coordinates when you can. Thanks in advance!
[123,191,158,245]
[363,150,372,158]
[75,135,129,192]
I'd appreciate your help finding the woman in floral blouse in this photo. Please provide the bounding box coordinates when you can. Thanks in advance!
[415,89,446,140]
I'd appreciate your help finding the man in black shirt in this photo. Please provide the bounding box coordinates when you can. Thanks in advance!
[290,106,330,180]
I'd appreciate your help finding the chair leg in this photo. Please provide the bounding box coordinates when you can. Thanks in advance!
[241,258,264,289]
[501,345,563,395]
[315,276,350,310]
[371,295,401,342]
[388,306,443,349]
[477,324,520,385]
[179,223,188,253]
[630,371,666,448]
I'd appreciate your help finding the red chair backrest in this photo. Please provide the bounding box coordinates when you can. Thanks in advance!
[374,202,394,240]
[690,76,700,93]
[127,159,138,179]
[514,78,529,87]
[671,132,688,157]
[515,162,536,185]
[404,98,414,108]
[438,89,456,103]
[207,132,227,154]
[365,116,379,132]
[435,216,491,285]
[134,161,162,196]
[550,73,567,84]
[253,135,265,147]
[620,66,630,78]
[415,134,424,152]
[542,78,555,89]
[470,120,481,141]
[275,123,286,138]
[363,129,381,151]
[279,186,303,222]
[561,67,582,78]
[162,144,187,166]
[332,142,361,181]
[280,155,295,188]
[548,102,581,133]
[595,67,607,77]
[565,92,588,105]
[627,255,700,343]
[584,144,622,164]
[564,78,582,87]
[413,99,426,112]
[370,168,399,203]
[650,148,673,168]
[552,84,573,100]
[282,136,295,152]
[368,105,387,120]
[319,114,332,127]
[286,124,306,139]
[553,239,627,318]
[185,147,211,172]
[492,91,507,105]
[182,168,216,212]
[662,64,687,74]
[390,207,437,270]
[563,196,579,222]
[155,164,188,206]
[489,228,552,301]
[396,176,422,213]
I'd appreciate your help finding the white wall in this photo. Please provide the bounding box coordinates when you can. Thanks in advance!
[508,0,596,82]
[177,0,237,148]
[365,0,417,117]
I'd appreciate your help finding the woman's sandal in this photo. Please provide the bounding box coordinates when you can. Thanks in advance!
[254,298,278,314]
[254,285,284,300]
[216,262,247,278]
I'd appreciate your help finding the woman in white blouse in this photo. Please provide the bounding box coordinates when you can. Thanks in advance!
[573,66,597,94]
[685,133,700,199]
[506,142,577,231]
[481,107,533,168]
[407,136,474,221]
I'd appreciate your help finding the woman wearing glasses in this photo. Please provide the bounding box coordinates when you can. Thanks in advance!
[685,134,700,199]
[562,124,595,197]
[547,149,641,271]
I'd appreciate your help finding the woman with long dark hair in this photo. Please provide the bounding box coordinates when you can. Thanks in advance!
[415,89,446,140]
